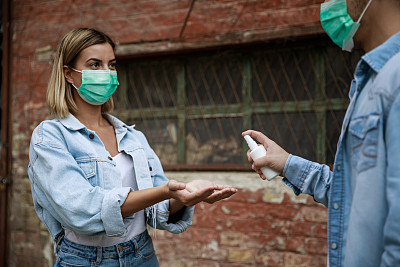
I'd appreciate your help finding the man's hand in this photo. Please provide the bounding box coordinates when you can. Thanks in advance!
[242,130,290,180]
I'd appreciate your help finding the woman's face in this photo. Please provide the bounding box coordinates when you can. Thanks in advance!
[68,42,116,88]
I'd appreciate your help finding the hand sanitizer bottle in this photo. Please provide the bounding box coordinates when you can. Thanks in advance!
[244,135,280,180]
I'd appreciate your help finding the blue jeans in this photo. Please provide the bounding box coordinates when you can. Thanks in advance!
[55,230,159,267]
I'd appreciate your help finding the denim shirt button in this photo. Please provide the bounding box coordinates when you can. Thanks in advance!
[331,242,338,249]
[333,203,339,210]
[89,133,95,139]
[336,165,341,171]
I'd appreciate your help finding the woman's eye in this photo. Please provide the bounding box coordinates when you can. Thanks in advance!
[89,62,99,68]
[109,63,117,69]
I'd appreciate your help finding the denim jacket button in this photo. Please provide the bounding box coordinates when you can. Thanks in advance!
[336,165,341,171]
[331,242,338,249]
[333,203,339,210]
[89,133,95,139]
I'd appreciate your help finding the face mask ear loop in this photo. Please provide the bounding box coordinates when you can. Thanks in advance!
[356,0,373,23]
[69,67,82,73]
[68,67,82,90]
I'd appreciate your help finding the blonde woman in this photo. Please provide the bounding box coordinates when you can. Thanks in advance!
[28,28,237,266]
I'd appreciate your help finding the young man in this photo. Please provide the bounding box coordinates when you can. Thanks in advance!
[243,0,400,266]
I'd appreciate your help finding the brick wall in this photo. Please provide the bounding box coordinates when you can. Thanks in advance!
[156,172,327,267]
[7,0,327,266]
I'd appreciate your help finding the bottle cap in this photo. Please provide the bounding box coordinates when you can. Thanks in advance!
[244,135,257,151]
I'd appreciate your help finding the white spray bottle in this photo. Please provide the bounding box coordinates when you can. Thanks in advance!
[244,135,280,180]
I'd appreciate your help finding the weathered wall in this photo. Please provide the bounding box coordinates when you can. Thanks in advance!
[158,172,327,267]
[8,0,326,266]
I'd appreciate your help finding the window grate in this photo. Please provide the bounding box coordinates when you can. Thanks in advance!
[114,44,361,170]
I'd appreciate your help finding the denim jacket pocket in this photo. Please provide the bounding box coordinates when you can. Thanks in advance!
[349,113,380,172]
[147,157,159,177]
[76,159,97,186]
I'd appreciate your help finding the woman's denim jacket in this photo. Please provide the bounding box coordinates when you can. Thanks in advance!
[28,113,194,249]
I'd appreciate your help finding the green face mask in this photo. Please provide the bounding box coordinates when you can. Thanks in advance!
[71,68,119,105]
[320,0,373,52]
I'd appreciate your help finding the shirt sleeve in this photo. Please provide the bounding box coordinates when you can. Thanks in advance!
[29,122,133,237]
[282,154,333,207]
[148,200,195,234]
[133,129,195,233]
[381,90,400,266]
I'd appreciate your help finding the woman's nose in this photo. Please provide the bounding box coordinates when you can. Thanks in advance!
[101,64,109,70]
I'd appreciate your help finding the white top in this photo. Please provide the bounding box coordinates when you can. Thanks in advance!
[64,152,146,246]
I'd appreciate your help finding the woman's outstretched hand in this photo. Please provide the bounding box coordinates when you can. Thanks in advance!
[185,180,237,204]
[167,179,237,206]
[167,180,216,206]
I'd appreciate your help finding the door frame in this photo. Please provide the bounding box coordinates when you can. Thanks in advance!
[1,0,11,265]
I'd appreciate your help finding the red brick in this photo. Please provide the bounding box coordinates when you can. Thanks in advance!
[284,252,313,266]
[300,205,328,223]
[255,250,285,267]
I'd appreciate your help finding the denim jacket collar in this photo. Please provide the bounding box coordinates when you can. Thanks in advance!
[58,113,86,131]
[58,113,134,132]
[349,31,400,99]
[362,31,400,73]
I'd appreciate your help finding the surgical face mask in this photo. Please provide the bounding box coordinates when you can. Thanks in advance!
[70,68,119,105]
[320,0,373,52]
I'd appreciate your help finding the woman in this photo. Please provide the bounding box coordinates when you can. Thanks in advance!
[28,28,237,266]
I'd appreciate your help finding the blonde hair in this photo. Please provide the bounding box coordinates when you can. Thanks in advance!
[47,28,116,118]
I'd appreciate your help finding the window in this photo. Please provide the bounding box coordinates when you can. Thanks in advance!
[114,43,361,170]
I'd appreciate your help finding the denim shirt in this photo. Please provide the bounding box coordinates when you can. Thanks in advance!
[28,113,194,248]
[282,31,400,267]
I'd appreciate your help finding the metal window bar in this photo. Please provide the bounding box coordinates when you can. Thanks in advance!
[114,45,361,171]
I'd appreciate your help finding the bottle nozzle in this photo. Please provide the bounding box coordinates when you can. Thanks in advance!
[244,135,257,151]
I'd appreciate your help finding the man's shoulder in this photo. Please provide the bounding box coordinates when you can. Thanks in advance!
[375,51,400,94]
[384,50,400,70]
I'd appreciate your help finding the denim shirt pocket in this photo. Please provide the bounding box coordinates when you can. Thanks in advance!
[76,159,98,186]
[147,157,159,178]
[349,113,380,172]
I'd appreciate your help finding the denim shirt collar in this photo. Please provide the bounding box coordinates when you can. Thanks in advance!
[349,31,400,99]
[58,113,134,132]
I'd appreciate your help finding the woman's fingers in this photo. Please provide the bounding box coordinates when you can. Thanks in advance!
[168,180,186,191]
[203,187,238,204]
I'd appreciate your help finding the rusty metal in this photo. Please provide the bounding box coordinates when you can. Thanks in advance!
[0,0,11,265]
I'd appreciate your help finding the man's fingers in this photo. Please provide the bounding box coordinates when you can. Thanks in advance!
[253,156,268,169]
[253,167,266,180]
[242,130,273,147]
[246,150,253,162]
